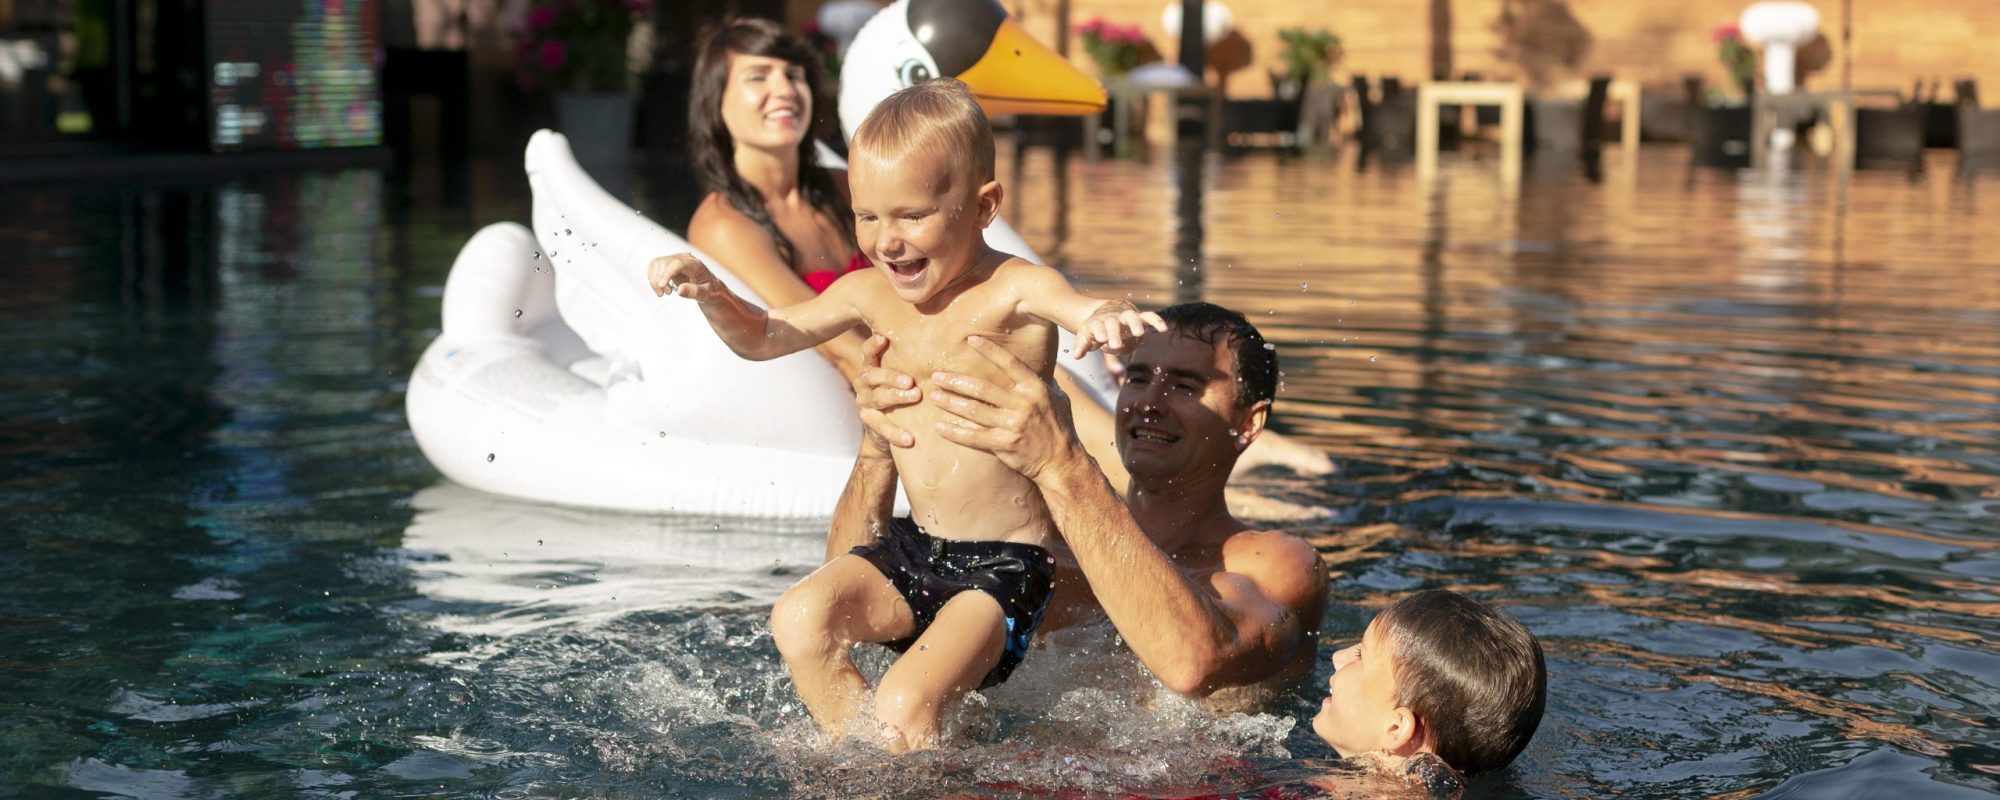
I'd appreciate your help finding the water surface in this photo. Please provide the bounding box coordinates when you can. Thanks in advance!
[1,145,1995,797]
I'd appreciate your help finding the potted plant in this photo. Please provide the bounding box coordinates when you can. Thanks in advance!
[1493,0,1592,151]
[1695,23,1757,166]
[1274,27,1340,102]
[1712,24,1757,99]
[1074,18,1152,154]
[516,0,651,172]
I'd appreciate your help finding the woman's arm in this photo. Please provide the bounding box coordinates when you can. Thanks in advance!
[687,200,869,379]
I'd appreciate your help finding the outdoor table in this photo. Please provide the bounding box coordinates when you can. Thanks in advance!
[1417,80,1525,183]
[1749,88,1902,168]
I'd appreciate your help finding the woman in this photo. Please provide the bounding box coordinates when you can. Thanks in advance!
[685,18,871,380]
[683,17,1142,487]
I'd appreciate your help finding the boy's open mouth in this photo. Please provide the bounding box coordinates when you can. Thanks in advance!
[886,258,930,284]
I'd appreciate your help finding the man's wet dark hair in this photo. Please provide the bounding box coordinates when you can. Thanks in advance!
[1156,302,1277,411]
[1376,590,1547,777]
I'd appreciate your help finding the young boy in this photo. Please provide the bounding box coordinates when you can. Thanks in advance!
[1314,590,1547,791]
[645,79,1163,750]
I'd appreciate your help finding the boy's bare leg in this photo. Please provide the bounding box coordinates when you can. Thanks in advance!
[770,555,916,738]
[871,592,1008,753]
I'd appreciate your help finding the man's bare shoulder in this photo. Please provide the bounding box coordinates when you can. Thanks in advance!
[1221,528,1327,615]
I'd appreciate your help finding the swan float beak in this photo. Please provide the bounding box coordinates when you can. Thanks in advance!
[954,17,1107,116]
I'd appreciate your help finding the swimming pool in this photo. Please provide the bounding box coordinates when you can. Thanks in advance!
[1,144,1994,797]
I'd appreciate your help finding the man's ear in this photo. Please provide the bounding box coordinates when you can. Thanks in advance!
[1232,400,1271,450]
[977,179,1003,227]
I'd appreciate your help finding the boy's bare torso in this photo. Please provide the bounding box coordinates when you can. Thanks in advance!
[846,257,1058,545]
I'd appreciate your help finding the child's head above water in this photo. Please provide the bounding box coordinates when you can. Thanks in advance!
[847,79,1003,304]
[1315,589,1546,778]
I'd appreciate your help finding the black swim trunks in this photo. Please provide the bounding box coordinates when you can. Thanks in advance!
[849,517,1056,689]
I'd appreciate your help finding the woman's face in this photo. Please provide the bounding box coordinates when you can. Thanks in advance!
[720,52,811,152]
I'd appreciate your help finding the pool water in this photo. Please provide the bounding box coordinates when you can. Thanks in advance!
[1,144,1995,798]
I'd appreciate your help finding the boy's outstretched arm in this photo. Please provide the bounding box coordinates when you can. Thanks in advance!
[648,253,865,361]
[1010,265,1166,359]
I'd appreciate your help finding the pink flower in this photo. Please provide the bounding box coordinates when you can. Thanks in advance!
[528,4,555,30]
[802,20,822,37]
[1711,23,1741,43]
[1076,18,1104,37]
[538,39,567,71]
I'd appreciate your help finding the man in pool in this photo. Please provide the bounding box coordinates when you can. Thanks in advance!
[830,302,1328,698]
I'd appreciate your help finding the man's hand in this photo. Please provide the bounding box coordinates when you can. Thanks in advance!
[647,253,724,301]
[851,334,919,449]
[928,335,1086,482]
[1075,300,1167,359]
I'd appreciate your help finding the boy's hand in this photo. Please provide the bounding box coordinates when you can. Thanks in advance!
[647,253,723,301]
[1075,300,1167,359]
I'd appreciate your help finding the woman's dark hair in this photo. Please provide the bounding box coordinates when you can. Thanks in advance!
[687,18,855,267]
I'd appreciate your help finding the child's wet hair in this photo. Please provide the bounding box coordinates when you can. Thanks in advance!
[850,79,995,190]
[1376,590,1546,777]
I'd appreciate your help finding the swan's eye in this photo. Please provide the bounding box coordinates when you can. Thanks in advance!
[897,59,933,87]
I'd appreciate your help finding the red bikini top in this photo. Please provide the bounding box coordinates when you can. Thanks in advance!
[802,252,871,295]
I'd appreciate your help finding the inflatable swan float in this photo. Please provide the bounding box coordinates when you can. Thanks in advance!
[407,0,1120,517]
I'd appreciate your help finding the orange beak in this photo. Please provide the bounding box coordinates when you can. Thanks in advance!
[954,18,1108,116]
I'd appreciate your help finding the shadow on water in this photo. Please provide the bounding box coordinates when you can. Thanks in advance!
[0,142,1995,797]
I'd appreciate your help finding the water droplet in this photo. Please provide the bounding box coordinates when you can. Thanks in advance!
[1300,283,1308,292]
[1369,356,1378,363]
[549,250,558,257]
[658,431,666,438]
[531,251,541,260]
[1266,309,1276,316]
[712,523,721,531]
[1262,342,1276,351]
[537,539,544,546]
[486,453,495,462]
[918,644,930,651]
[635,209,644,215]
[564,228,572,235]
[513,309,523,318]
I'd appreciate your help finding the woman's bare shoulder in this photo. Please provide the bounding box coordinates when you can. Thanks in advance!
[688,193,779,257]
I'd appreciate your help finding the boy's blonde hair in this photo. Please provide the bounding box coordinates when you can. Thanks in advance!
[850,79,995,189]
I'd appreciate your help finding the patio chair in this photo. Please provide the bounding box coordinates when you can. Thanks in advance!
[1353,75,1416,156]
[1957,79,2000,171]
[1853,83,1929,169]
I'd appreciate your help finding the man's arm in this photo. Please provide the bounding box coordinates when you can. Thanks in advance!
[927,337,1321,694]
[1029,443,1322,694]
[825,335,914,561]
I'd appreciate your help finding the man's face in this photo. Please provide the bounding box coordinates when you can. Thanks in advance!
[850,148,997,306]
[1115,331,1249,480]
[1313,618,1408,756]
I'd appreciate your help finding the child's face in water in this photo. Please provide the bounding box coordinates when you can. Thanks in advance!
[850,146,1001,306]
[1314,618,1421,757]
